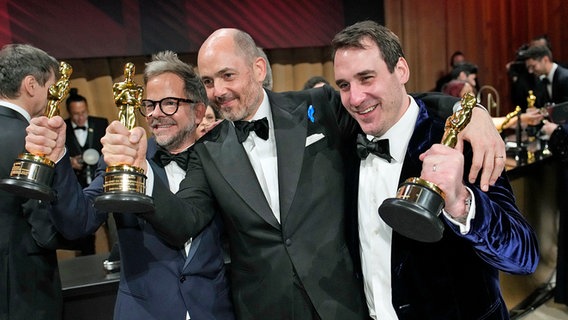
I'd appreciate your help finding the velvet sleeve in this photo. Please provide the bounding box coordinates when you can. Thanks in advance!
[445,173,540,275]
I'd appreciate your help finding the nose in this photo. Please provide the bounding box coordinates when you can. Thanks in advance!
[147,101,165,117]
[211,79,228,102]
[348,83,366,108]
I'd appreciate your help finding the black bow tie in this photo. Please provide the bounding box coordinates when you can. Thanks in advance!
[74,126,87,131]
[234,117,269,143]
[356,134,393,162]
[153,147,191,171]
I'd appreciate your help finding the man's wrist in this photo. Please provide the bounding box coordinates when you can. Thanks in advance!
[453,101,488,113]
[455,195,472,224]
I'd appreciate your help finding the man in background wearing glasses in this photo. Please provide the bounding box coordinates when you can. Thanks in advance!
[24,51,235,320]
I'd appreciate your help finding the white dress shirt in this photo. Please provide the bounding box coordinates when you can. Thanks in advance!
[546,63,558,99]
[238,90,280,222]
[71,121,89,147]
[358,96,418,319]
[358,96,476,319]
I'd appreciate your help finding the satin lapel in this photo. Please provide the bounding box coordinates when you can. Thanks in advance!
[270,94,307,223]
[183,235,201,269]
[147,139,168,184]
[204,121,279,229]
[400,100,444,183]
[86,117,95,149]
[65,119,83,154]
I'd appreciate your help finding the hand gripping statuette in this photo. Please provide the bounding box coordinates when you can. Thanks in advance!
[0,61,73,201]
[94,62,154,213]
[378,92,476,242]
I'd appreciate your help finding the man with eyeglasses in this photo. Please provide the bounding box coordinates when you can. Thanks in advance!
[24,51,235,320]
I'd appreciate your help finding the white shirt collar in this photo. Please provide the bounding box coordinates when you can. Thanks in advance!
[547,63,558,83]
[231,89,273,128]
[366,95,419,163]
[252,89,272,123]
[72,120,89,129]
[0,100,31,122]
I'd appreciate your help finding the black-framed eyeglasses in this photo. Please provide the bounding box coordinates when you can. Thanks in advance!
[139,97,195,116]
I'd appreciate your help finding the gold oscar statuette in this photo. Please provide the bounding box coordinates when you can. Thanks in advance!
[378,92,476,242]
[0,61,73,201]
[527,90,536,109]
[94,62,154,213]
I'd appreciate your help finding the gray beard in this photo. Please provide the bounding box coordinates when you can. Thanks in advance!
[156,122,196,151]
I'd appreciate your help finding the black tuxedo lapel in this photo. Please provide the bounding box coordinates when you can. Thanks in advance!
[270,93,307,224]
[146,138,167,183]
[86,117,96,149]
[64,119,83,156]
[205,121,279,229]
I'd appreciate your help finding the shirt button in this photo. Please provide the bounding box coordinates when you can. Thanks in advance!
[180,275,186,283]
[285,239,292,246]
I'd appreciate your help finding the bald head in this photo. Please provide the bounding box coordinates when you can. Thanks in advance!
[197,28,267,121]
[199,28,258,65]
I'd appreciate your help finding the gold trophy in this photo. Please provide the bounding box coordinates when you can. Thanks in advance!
[527,90,536,109]
[94,62,154,213]
[379,92,476,242]
[0,61,73,201]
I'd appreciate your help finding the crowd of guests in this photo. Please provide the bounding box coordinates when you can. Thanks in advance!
[436,34,568,308]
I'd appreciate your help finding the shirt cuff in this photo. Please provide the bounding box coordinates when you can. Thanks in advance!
[443,187,476,234]
[55,147,68,164]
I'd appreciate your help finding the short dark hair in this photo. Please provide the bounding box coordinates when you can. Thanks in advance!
[302,76,329,90]
[331,20,404,73]
[523,45,553,61]
[450,62,478,80]
[0,44,58,99]
[65,88,88,112]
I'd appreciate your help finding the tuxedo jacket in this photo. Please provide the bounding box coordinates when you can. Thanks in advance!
[49,137,234,320]
[184,88,369,319]
[0,106,64,319]
[64,116,108,187]
[551,64,568,104]
[343,98,540,319]
[534,64,568,107]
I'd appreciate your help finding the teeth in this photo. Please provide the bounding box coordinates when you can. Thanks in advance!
[359,105,376,114]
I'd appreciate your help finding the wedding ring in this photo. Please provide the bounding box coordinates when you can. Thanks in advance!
[433,164,437,172]
[495,155,504,159]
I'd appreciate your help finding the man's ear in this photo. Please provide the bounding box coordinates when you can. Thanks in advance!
[395,57,410,85]
[22,75,37,96]
[253,56,267,84]
[194,102,206,124]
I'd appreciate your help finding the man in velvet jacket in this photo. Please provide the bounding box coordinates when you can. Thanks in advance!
[332,21,539,319]
[25,52,234,320]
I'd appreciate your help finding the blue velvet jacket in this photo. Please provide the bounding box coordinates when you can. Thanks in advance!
[340,95,540,320]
